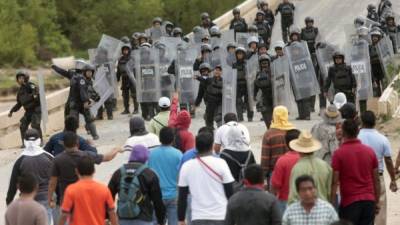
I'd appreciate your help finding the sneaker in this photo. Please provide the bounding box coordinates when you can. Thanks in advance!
[92,135,100,140]
[121,110,130,115]
[132,110,139,114]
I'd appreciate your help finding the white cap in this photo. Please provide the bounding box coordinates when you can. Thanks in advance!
[333,92,347,109]
[158,97,171,108]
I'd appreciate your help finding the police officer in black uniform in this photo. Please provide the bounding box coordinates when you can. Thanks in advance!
[301,17,322,111]
[193,45,212,109]
[233,47,254,122]
[382,14,400,54]
[117,44,139,114]
[367,4,379,22]
[8,71,42,146]
[324,51,357,104]
[200,12,217,32]
[369,30,386,97]
[254,10,272,47]
[230,8,248,37]
[254,54,274,128]
[275,0,295,43]
[259,1,275,28]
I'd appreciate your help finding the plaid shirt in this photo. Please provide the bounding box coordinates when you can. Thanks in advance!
[283,199,338,225]
[261,128,289,175]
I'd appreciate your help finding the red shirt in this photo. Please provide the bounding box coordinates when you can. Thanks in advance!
[271,151,300,201]
[332,139,378,207]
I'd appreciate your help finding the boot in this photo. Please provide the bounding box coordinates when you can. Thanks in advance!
[87,123,99,140]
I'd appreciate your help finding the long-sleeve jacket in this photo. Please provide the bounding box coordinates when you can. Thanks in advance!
[10,82,40,113]
[324,64,356,93]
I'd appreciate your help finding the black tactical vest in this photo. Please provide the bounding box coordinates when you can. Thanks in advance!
[332,65,353,91]
[301,27,318,53]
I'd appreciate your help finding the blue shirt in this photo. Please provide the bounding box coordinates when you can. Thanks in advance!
[358,128,392,172]
[44,131,97,156]
[179,148,198,170]
[148,145,183,199]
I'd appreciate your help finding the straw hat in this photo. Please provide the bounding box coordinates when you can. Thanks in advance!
[289,131,322,153]
[321,104,341,124]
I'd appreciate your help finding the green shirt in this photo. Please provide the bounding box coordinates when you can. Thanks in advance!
[149,111,170,136]
[288,155,332,204]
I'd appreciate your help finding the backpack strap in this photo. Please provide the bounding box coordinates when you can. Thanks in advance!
[196,156,223,182]
[220,151,251,168]
[152,118,166,128]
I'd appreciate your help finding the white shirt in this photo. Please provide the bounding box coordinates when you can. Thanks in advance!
[178,155,235,220]
[123,133,160,159]
[214,122,250,151]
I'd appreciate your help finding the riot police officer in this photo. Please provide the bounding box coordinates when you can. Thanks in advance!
[382,14,400,53]
[69,63,101,140]
[233,47,254,122]
[230,8,248,35]
[271,40,285,61]
[324,51,357,105]
[259,1,275,28]
[248,24,259,37]
[210,26,221,38]
[8,71,42,146]
[247,36,259,59]
[369,30,385,97]
[254,10,272,46]
[193,44,212,109]
[275,0,295,43]
[367,4,379,22]
[162,21,174,37]
[172,27,183,39]
[200,12,217,32]
[117,44,139,114]
[378,0,392,22]
[254,54,274,128]
[301,17,320,111]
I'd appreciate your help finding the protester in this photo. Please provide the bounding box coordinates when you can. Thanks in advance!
[331,119,380,225]
[213,113,250,154]
[261,106,295,184]
[358,111,398,225]
[149,127,183,225]
[333,92,347,109]
[108,144,166,225]
[6,129,53,223]
[44,116,97,156]
[169,92,195,152]
[287,131,332,204]
[225,164,282,225]
[59,156,118,225]
[283,175,338,225]
[336,102,358,144]
[178,132,234,225]
[220,121,256,183]
[48,131,120,214]
[270,129,300,212]
[124,116,161,153]
[149,97,171,136]
[311,105,341,163]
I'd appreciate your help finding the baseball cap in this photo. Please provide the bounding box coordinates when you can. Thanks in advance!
[158,97,171,108]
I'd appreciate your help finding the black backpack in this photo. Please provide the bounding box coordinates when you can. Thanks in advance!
[220,151,252,192]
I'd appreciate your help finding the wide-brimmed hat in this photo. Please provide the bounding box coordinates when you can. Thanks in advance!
[321,104,342,124]
[289,131,322,153]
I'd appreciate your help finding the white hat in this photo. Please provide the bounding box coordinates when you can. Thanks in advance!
[158,97,171,108]
[333,92,347,109]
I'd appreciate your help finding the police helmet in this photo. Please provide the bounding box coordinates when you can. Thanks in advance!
[247,36,259,46]
[233,8,240,15]
[305,17,314,24]
[199,62,212,72]
[201,12,210,20]
[152,17,162,25]
[16,70,29,81]
[235,47,246,55]
[258,54,271,63]
[201,44,212,53]
[209,26,221,36]
[172,27,183,36]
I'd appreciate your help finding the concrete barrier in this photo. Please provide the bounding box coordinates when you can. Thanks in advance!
[378,73,399,118]
[0,0,280,150]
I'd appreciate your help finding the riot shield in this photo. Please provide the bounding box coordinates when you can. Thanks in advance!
[192,28,209,44]
[159,36,182,60]
[246,54,259,110]
[134,48,161,103]
[316,44,337,81]
[376,35,394,78]
[90,64,115,116]
[37,72,48,135]
[350,40,373,101]
[271,56,295,110]
[221,29,235,49]
[285,41,320,100]
[150,27,162,41]
[211,37,222,50]
[396,32,400,53]
[158,47,175,98]
[88,48,97,65]
[94,34,123,65]
[176,47,198,104]
[222,65,237,117]
[235,32,249,48]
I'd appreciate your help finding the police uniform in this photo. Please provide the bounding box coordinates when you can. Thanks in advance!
[275,2,295,43]
[233,60,254,122]
[117,49,139,114]
[369,42,385,97]
[9,79,42,145]
[229,18,248,34]
[324,64,357,104]
[382,23,400,54]
[254,20,272,46]
[254,69,273,128]
[202,76,223,128]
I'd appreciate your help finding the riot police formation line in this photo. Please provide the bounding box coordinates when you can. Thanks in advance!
[8,0,400,144]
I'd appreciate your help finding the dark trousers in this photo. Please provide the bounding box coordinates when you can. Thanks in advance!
[260,97,273,128]
[140,102,157,121]
[121,76,138,112]
[339,200,375,225]
[97,97,114,119]
[359,100,367,114]
[281,18,293,43]
[69,107,98,138]
[236,90,253,121]
[205,101,222,128]
[296,98,311,119]
[20,107,42,145]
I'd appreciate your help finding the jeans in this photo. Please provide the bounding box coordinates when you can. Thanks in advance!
[38,200,53,225]
[159,199,178,225]
[278,200,287,214]
[191,220,224,225]
[121,219,153,225]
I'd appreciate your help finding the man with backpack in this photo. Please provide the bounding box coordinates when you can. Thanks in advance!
[149,127,183,225]
[108,144,166,225]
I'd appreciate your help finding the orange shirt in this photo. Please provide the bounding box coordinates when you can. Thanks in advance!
[61,179,115,225]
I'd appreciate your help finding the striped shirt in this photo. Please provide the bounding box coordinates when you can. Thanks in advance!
[283,199,338,225]
[261,128,289,175]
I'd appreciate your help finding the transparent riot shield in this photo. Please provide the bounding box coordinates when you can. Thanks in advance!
[37,72,48,135]
[192,28,209,44]
[222,66,237,117]
[150,27,162,41]
[376,35,394,78]
[88,48,97,65]
[396,32,400,53]
[235,32,249,48]
[246,54,259,110]
[285,41,320,100]
[158,47,175,98]
[90,64,115,116]
[221,29,235,49]
[94,34,123,65]
[176,47,198,104]
[271,56,295,110]
[211,48,224,69]
[159,36,182,60]
[316,44,337,81]
[350,39,373,101]
[134,48,161,103]
[211,37,222,50]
